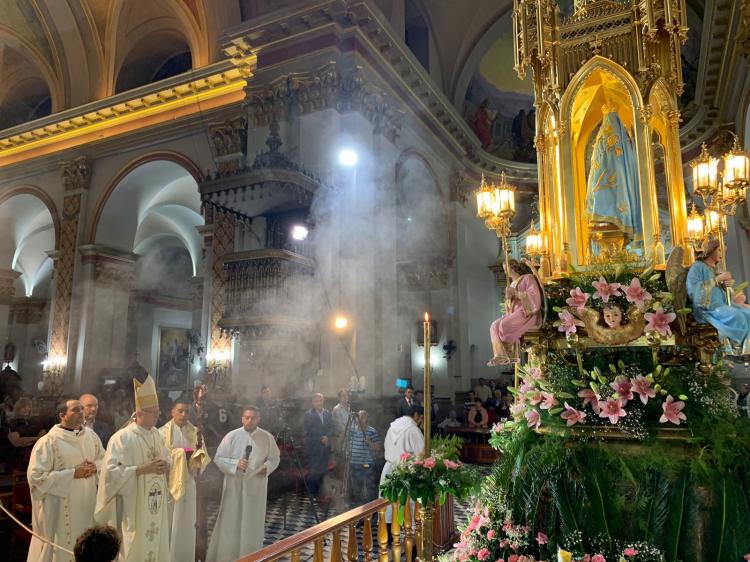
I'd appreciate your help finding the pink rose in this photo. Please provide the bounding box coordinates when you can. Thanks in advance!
[592,555,606,562]
[623,548,638,556]
[400,452,412,461]
[423,457,436,469]
[508,556,519,562]
[487,529,496,540]
[477,548,490,561]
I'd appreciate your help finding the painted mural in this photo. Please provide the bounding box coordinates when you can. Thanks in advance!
[463,26,537,163]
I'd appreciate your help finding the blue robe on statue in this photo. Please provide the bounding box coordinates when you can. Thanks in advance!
[585,109,643,241]
[686,260,750,352]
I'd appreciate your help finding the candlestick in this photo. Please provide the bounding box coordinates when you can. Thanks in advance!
[423,312,431,456]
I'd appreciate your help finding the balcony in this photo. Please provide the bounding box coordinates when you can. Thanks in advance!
[221,248,314,333]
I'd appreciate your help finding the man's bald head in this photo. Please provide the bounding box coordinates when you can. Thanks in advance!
[79,393,99,424]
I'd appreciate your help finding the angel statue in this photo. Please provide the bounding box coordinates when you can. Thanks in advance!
[684,239,750,355]
[488,259,543,366]
[578,303,646,345]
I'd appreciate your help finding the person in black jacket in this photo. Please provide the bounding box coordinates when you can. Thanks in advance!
[304,393,334,497]
[80,394,113,448]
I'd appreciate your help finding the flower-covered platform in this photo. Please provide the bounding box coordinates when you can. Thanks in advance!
[451,263,750,562]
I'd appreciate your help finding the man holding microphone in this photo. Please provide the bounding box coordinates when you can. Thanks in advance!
[206,406,280,562]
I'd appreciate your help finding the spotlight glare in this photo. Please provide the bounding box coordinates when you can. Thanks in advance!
[291,225,309,241]
[338,148,359,167]
[334,316,349,330]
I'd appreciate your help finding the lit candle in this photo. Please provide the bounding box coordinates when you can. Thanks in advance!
[423,312,431,455]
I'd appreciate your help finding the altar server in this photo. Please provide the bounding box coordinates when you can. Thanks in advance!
[206,405,280,562]
[159,397,210,562]
[27,398,104,562]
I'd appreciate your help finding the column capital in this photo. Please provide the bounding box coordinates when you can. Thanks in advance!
[60,156,91,194]
[0,269,20,305]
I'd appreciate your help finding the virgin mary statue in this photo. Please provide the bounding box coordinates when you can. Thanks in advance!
[585,104,642,249]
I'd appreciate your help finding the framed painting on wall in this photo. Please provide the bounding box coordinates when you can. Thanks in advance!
[157,327,190,390]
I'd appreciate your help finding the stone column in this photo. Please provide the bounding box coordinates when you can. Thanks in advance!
[204,207,235,360]
[49,157,90,377]
[9,298,48,393]
[74,245,136,391]
[0,270,21,353]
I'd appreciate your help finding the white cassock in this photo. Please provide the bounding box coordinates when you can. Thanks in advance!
[206,426,280,562]
[379,416,424,523]
[27,425,104,562]
[158,421,210,562]
[95,423,172,562]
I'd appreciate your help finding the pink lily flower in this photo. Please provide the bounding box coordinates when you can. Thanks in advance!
[624,277,652,308]
[540,391,558,410]
[566,287,591,312]
[645,309,677,337]
[528,366,543,380]
[528,391,543,405]
[510,402,526,417]
[519,379,535,394]
[592,276,622,303]
[659,395,687,425]
[631,375,656,404]
[610,375,634,402]
[444,459,460,469]
[525,409,541,429]
[578,388,601,414]
[558,309,584,336]
[598,397,627,424]
[560,402,587,426]
[535,532,548,545]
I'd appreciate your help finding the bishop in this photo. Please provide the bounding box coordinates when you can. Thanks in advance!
[95,376,171,561]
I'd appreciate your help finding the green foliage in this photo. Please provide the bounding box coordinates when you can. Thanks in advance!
[430,434,464,461]
[481,417,750,562]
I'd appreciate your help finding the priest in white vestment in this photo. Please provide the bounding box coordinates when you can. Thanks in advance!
[27,398,104,562]
[95,376,172,562]
[206,405,280,562]
[379,405,424,523]
[158,397,210,562]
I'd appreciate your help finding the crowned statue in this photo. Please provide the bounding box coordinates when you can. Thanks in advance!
[585,103,642,253]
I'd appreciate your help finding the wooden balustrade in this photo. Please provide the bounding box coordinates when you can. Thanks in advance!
[235,498,422,562]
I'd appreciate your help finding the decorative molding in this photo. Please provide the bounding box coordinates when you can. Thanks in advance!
[208,116,247,176]
[60,157,91,193]
[398,257,453,290]
[9,298,47,325]
[449,172,472,207]
[244,62,403,144]
[79,245,137,288]
[0,270,21,305]
[0,61,250,167]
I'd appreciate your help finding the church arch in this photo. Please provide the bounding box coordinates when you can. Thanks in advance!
[394,149,452,259]
[0,187,58,297]
[88,153,204,275]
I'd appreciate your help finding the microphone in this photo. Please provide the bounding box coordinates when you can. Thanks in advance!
[239,444,252,472]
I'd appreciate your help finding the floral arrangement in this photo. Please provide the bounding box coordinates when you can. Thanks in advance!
[452,494,666,562]
[490,350,739,444]
[553,266,683,340]
[379,438,479,523]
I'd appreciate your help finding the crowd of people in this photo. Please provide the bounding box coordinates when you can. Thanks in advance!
[4,373,747,562]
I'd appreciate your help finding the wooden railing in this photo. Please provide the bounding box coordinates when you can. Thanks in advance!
[235,498,422,562]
